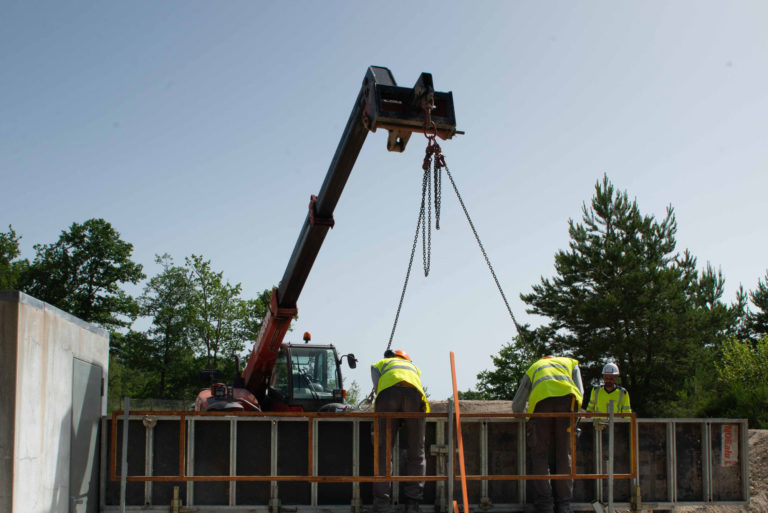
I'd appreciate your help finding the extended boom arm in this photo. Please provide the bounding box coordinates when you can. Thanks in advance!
[242,66,457,403]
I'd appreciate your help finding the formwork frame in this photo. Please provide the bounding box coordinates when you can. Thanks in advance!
[101,410,748,513]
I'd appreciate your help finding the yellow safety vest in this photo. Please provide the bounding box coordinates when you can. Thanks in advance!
[586,386,631,414]
[525,357,583,414]
[372,358,430,413]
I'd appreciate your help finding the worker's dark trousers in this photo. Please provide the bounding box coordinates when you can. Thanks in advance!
[528,395,574,513]
[373,386,426,506]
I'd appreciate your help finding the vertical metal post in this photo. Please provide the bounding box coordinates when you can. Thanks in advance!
[607,401,615,513]
[270,419,280,512]
[702,422,712,502]
[447,402,454,509]
[518,417,526,506]
[435,419,447,512]
[186,418,195,507]
[481,421,488,502]
[120,397,130,513]
[311,418,318,508]
[668,421,676,503]
[740,420,749,504]
[145,420,153,505]
[352,418,362,513]
[595,420,603,501]
[230,418,237,506]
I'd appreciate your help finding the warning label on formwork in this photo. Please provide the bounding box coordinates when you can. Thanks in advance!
[721,424,739,466]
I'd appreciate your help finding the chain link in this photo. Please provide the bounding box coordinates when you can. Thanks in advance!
[388,104,522,351]
[387,169,429,351]
[443,164,524,335]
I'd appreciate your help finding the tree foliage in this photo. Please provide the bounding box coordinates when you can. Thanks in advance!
[746,272,768,340]
[470,176,739,416]
[0,225,28,290]
[109,254,272,403]
[467,327,547,399]
[20,219,145,330]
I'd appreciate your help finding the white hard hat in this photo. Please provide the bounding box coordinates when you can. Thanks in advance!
[602,362,620,375]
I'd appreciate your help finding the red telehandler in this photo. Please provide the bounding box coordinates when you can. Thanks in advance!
[195,66,458,413]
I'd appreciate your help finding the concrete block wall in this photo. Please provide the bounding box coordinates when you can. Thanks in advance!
[0,291,109,513]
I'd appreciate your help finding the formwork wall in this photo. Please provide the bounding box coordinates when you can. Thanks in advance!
[102,414,748,512]
[0,291,109,513]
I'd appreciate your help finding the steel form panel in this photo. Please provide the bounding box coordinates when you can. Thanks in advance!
[104,412,748,513]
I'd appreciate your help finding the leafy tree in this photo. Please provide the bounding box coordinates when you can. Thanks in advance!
[133,254,196,398]
[746,271,768,340]
[519,175,734,416]
[21,219,145,329]
[0,225,28,290]
[468,328,547,399]
[345,379,361,406]
[699,335,768,428]
[236,290,272,343]
[186,254,246,367]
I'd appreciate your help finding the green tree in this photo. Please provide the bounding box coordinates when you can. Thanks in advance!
[746,271,768,340]
[519,175,734,416]
[133,254,196,398]
[468,328,547,399]
[186,255,246,367]
[0,225,28,290]
[21,219,145,330]
[344,379,361,406]
[700,335,768,428]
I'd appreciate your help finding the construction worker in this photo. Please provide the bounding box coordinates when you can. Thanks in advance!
[371,349,430,513]
[512,356,584,513]
[586,362,631,414]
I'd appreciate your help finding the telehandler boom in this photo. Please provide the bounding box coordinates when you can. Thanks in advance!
[195,66,457,412]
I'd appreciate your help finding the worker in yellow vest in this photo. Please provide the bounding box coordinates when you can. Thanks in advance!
[586,362,631,415]
[513,356,584,513]
[371,349,430,513]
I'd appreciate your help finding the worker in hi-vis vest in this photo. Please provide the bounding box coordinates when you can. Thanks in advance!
[586,362,631,415]
[370,349,430,513]
[513,356,584,513]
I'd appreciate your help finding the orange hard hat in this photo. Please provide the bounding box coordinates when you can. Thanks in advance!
[393,349,411,361]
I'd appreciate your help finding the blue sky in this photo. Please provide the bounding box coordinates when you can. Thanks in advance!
[2,1,767,400]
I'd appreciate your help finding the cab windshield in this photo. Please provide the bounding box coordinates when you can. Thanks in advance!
[287,346,340,399]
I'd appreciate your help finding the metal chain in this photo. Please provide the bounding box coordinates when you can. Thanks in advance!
[443,164,524,335]
[388,103,524,350]
[386,168,429,351]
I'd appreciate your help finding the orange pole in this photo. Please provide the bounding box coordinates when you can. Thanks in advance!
[450,352,470,513]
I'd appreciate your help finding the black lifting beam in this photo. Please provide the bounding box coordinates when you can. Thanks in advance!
[277,66,458,310]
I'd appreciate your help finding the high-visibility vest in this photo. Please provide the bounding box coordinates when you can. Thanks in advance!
[372,357,430,413]
[586,386,631,413]
[525,357,583,414]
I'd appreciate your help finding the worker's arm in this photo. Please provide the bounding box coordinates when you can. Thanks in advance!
[572,365,584,396]
[371,363,382,391]
[512,374,532,413]
[620,389,632,413]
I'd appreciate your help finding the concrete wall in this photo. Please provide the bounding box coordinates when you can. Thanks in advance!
[0,291,109,513]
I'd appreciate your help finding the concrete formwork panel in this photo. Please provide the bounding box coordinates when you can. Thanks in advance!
[0,291,109,513]
[101,414,748,512]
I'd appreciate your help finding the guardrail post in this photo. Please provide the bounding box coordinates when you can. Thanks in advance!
[270,418,280,512]
[120,397,130,513]
[352,418,362,513]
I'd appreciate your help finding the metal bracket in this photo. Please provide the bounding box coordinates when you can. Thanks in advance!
[308,194,335,228]
[362,66,458,153]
